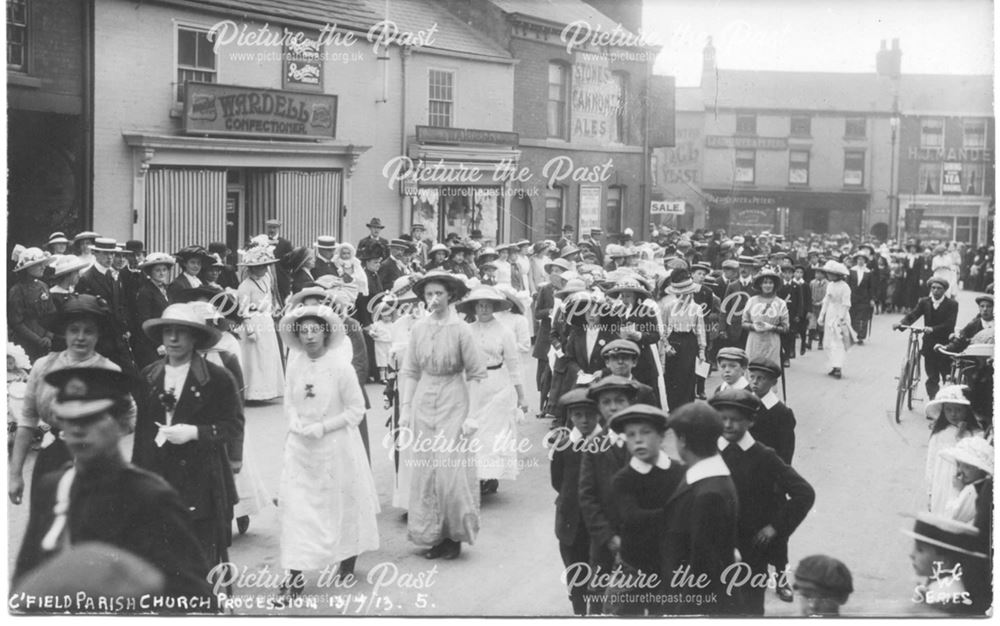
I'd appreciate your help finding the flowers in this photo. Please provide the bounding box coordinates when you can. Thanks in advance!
[305,384,316,399]
[159,387,177,413]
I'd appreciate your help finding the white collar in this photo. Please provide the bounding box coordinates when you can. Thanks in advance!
[629,453,671,474]
[685,454,731,484]
[760,390,780,409]
[930,295,944,308]
[569,424,602,444]
[50,285,71,294]
[721,377,749,391]
[982,319,994,329]
[718,431,755,452]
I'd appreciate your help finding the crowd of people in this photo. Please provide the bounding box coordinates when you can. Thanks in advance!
[5,219,994,615]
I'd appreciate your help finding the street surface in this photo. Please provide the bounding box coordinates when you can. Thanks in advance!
[7,289,984,616]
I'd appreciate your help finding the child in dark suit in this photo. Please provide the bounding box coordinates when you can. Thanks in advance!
[550,388,601,615]
[709,389,816,615]
[609,404,685,615]
[714,347,750,394]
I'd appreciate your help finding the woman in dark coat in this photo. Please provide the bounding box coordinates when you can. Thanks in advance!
[8,248,56,361]
[133,303,243,567]
[132,252,174,369]
[547,291,617,416]
[606,277,662,397]
[167,246,212,303]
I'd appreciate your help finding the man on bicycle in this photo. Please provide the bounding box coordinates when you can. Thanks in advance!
[943,294,994,353]
[892,277,958,401]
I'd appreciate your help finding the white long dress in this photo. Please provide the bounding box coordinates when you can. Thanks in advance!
[932,254,959,298]
[237,275,285,400]
[469,318,522,481]
[279,348,380,570]
[819,280,853,369]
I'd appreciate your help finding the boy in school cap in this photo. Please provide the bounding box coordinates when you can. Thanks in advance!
[792,554,853,616]
[746,358,796,464]
[598,340,659,405]
[549,388,600,615]
[715,347,750,394]
[709,389,815,615]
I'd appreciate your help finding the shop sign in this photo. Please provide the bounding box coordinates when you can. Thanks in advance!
[282,28,323,91]
[579,185,602,231]
[704,192,776,206]
[651,200,685,215]
[729,207,777,232]
[706,135,787,150]
[907,147,992,162]
[416,126,519,146]
[570,56,621,144]
[184,82,337,139]
[942,162,963,194]
[916,218,953,241]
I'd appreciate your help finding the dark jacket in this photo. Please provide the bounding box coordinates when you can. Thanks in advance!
[8,278,56,361]
[611,304,661,393]
[899,296,960,356]
[313,254,339,279]
[750,401,796,464]
[612,459,685,576]
[354,268,384,327]
[75,266,136,374]
[847,267,877,312]
[547,325,616,409]
[165,273,200,304]
[357,235,389,262]
[271,237,294,303]
[551,439,586,546]
[377,256,408,290]
[578,434,630,565]
[723,279,758,343]
[133,281,170,368]
[532,283,556,359]
[13,458,214,606]
[945,315,989,353]
[290,268,315,295]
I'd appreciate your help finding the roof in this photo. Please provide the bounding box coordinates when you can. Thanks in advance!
[166,0,380,32]
[708,69,894,113]
[363,0,511,61]
[488,0,624,32]
[898,74,993,115]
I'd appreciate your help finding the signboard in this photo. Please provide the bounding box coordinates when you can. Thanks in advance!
[579,185,602,232]
[706,135,788,150]
[651,200,685,215]
[282,28,323,91]
[907,147,992,162]
[416,126,519,146]
[942,162,963,194]
[184,82,337,140]
[571,56,621,144]
[729,207,777,232]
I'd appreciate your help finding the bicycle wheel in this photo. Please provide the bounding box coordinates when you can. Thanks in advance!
[907,342,921,410]
[895,358,911,423]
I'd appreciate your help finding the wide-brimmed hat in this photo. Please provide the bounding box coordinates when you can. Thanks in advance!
[389,238,411,251]
[494,283,525,315]
[691,262,712,274]
[606,277,652,300]
[753,269,783,291]
[532,241,552,255]
[279,304,346,352]
[46,232,70,247]
[287,286,331,308]
[821,260,849,277]
[411,270,470,302]
[45,254,90,281]
[43,294,112,335]
[455,286,512,316]
[238,246,279,267]
[173,245,211,264]
[44,365,132,421]
[429,243,450,256]
[901,512,988,559]
[14,247,53,272]
[666,269,698,295]
[386,275,420,303]
[940,436,993,475]
[315,235,337,250]
[138,252,175,271]
[72,231,100,244]
[449,243,473,256]
[91,238,118,254]
[555,278,588,299]
[174,285,224,304]
[142,303,222,350]
[477,247,500,263]
[559,244,581,259]
[410,222,427,232]
[544,258,573,274]
[925,384,972,420]
[365,218,385,229]
[608,403,669,433]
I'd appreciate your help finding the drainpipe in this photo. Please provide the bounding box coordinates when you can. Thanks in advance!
[400,45,411,230]
[82,0,95,230]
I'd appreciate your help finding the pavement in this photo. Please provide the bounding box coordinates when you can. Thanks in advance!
[6,288,986,616]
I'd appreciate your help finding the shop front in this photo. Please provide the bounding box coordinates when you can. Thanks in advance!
[123,83,368,255]
[402,126,520,244]
[900,200,992,246]
[704,189,869,238]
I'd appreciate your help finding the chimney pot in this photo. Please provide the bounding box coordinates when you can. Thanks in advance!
[891,38,899,50]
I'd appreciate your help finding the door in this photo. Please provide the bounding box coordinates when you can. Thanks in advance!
[226,186,244,259]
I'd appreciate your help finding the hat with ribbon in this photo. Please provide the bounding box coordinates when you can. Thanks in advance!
[544,257,573,274]
[138,252,176,271]
[411,270,471,302]
[238,246,279,267]
[925,384,972,420]
[666,269,698,295]
[46,232,71,247]
[142,302,222,350]
[606,277,652,300]
[13,247,53,273]
[92,238,118,254]
[455,286,513,316]
[279,304,347,352]
[174,245,212,263]
[901,512,988,559]
[72,231,100,244]
[46,254,90,281]
[753,268,783,291]
[315,235,337,250]
[820,260,849,277]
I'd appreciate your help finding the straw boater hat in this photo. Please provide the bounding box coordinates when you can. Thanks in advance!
[238,245,279,267]
[901,512,989,559]
[411,270,470,301]
[753,268,783,291]
[924,384,971,420]
[73,231,100,244]
[455,286,512,316]
[279,304,346,352]
[821,260,849,277]
[477,247,500,263]
[138,252,175,271]
[429,243,450,256]
[13,247,53,273]
[940,436,994,476]
[46,232,70,248]
[46,254,90,281]
[43,366,132,421]
[142,302,222,350]
[91,237,118,254]
[315,235,337,250]
[666,269,698,295]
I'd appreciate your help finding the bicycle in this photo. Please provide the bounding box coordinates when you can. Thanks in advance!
[894,325,924,423]
[935,344,993,388]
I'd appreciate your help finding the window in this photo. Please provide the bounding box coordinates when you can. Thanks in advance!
[606,186,623,233]
[918,162,941,194]
[790,116,811,137]
[7,0,27,71]
[428,69,454,128]
[920,118,944,148]
[547,63,569,139]
[963,120,987,149]
[789,150,809,185]
[611,71,628,143]
[955,216,979,244]
[544,186,564,239]
[177,26,217,102]
[963,163,985,195]
[843,150,865,186]
[735,149,755,183]
[845,117,866,138]
[736,114,756,134]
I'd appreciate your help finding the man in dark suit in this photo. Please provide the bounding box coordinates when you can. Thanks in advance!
[721,257,759,350]
[710,389,815,615]
[312,235,339,278]
[75,237,137,377]
[532,262,562,415]
[659,401,740,615]
[550,389,601,615]
[13,366,215,607]
[377,239,411,291]
[357,217,390,262]
[556,224,575,251]
[265,219,294,303]
[847,252,876,345]
[894,276,960,401]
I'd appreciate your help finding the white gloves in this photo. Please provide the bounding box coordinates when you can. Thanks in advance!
[157,423,199,445]
[461,418,479,436]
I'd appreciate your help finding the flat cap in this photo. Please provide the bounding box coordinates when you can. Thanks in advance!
[586,375,640,401]
[747,358,781,379]
[601,339,640,358]
[609,403,669,433]
[794,555,854,596]
[708,388,761,415]
[716,347,749,366]
[559,388,597,413]
[721,259,740,271]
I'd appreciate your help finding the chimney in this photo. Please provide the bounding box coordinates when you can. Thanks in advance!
[702,36,716,79]
[876,39,902,78]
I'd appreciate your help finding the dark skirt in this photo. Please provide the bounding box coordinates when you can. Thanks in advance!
[664,332,698,410]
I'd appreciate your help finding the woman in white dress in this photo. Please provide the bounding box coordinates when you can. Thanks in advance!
[276,304,379,598]
[457,287,529,495]
[817,260,853,380]
[237,247,284,401]
[932,244,960,298]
